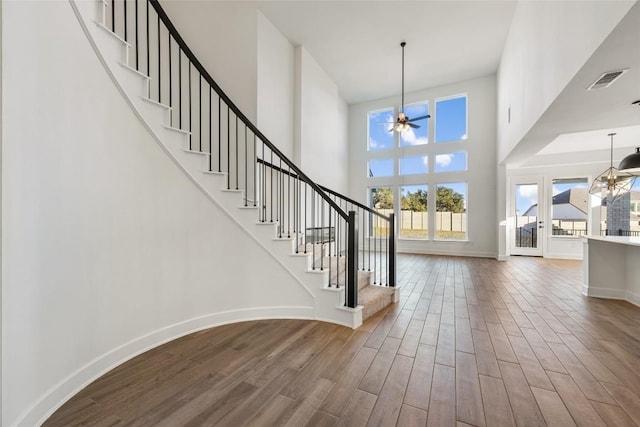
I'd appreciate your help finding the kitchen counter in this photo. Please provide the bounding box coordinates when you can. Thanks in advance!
[582,236,640,307]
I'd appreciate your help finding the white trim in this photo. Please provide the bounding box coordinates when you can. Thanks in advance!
[582,286,625,299]
[545,252,583,260]
[25,306,315,427]
[397,247,496,259]
[582,286,640,309]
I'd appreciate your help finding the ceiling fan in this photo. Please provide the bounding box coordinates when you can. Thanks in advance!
[387,42,430,133]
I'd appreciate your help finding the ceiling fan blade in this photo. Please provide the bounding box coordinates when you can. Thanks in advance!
[408,122,420,129]
[407,114,431,122]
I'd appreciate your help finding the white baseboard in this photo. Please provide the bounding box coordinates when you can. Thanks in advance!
[397,247,497,259]
[25,306,314,427]
[582,286,626,300]
[545,252,583,260]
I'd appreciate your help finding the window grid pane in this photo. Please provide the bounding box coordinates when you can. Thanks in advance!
[435,96,467,143]
[368,158,393,177]
[368,109,395,151]
[552,178,588,237]
[436,182,467,240]
[400,185,428,239]
[435,151,467,173]
[369,187,393,237]
[400,155,428,175]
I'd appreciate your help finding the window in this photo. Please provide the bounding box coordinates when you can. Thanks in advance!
[436,182,467,240]
[368,109,394,151]
[434,151,467,173]
[435,96,467,143]
[369,187,393,237]
[551,178,588,237]
[365,93,469,241]
[399,155,428,175]
[368,158,393,177]
[400,185,428,239]
[400,103,429,147]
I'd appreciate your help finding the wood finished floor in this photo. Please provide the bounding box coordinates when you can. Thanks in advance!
[45,254,640,426]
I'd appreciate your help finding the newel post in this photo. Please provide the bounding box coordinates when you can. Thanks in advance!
[346,210,358,308]
[389,213,396,287]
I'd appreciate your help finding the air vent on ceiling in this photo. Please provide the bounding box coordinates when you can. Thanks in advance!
[588,69,628,90]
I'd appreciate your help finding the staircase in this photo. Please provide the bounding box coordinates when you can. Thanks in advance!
[71,0,398,328]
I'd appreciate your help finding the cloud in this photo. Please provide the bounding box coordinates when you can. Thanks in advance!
[422,156,429,168]
[369,138,378,149]
[461,133,468,140]
[401,128,429,145]
[435,153,453,167]
[518,185,537,199]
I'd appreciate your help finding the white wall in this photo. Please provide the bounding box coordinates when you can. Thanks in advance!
[506,161,613,260]
[2,2,313,426]
[497,1,634,164]
[0,0,3,420]
[257,11,295,158]
[295,47,349,194]
[160,1,258,122]
[349,75,498,258]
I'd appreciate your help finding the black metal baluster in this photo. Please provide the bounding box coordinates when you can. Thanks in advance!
[188,63,192,149]
[295,178,299,253]
[244,126,248,205]
[328,205,332,285]
[320,198,324,271]
[199,75,202,152]
[235,116,239,189]
[157,13,161,103]
[361,208,365,270]
[253,135,257,207]
[261,143,265,221]
[146,0,149,77]
[208,87,212,171]
[218,97,221,172]
[227,105,230,188]
[178,49,181,128]
[112,0,115,32]
[278,159,282,237]
[135,0,139,70]
[302,184,307,252]
[270,151,273,222]
[373,216,377,284]
[287,165,291,238]
[168,34,172,125]
[385,222,388,285]
[312,190,316,269]
[124,0,128,41]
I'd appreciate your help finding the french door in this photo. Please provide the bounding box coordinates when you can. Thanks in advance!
[510,177,544,256]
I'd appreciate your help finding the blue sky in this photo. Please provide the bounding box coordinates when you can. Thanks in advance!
[515,184,538,215]
[436,97,467,143]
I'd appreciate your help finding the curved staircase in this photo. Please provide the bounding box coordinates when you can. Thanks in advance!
[71,0,398,328]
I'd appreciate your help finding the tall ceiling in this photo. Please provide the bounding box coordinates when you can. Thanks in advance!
[256,1,518,104]
[255,0,639,161]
